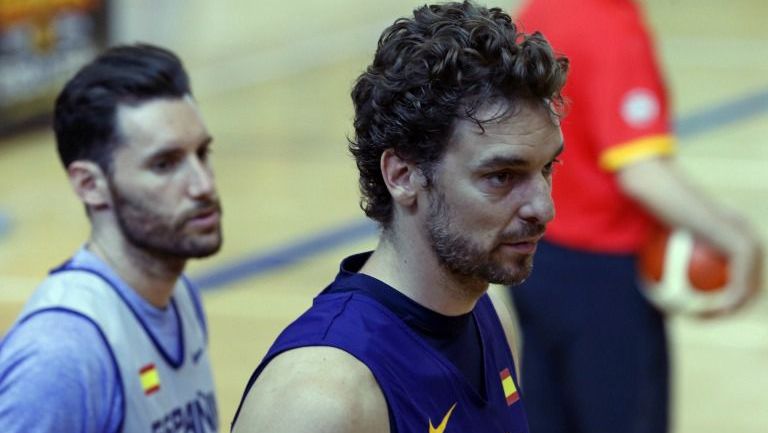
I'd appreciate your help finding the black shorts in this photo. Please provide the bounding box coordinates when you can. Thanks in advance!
[510,239,669,433]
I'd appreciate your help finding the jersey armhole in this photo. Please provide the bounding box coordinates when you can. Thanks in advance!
[17,307,126,433]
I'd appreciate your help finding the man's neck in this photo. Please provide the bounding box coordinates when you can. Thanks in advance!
[359,226,487,316]
[88,231,185,308]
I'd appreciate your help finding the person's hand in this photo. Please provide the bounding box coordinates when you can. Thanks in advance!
[697,220,763,318]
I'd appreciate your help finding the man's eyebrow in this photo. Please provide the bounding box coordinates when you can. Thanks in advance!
[197,136,213,148]
[143,136,213,161]
[474,155,531,170]
[474,141,564,169]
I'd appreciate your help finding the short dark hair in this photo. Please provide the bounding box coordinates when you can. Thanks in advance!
[349,1,568,226]
[54,43,191,171]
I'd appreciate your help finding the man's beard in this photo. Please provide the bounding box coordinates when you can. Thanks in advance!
[425,190,544,287]
[111,184,222,259]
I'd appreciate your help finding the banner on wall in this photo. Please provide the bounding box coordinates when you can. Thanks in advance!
[0,0,107,135]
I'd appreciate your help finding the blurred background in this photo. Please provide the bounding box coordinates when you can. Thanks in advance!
[0,0,766,431]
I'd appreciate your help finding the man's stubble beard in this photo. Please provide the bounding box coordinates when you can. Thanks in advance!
[110,182,222,260]
[425,189,541,290]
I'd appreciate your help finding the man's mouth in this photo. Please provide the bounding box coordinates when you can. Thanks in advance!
[499,240,539,255]
[184,206,221,230]
[498,229,545,255]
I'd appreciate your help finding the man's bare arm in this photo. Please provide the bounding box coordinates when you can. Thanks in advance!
[232,346,390,433]
[618,156,763,314]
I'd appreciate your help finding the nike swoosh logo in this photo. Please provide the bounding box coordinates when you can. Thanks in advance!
[428,403,457,433]
[192,348,204,363]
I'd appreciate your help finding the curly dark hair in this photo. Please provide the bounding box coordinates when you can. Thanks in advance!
[54,43,191,173]
[349,1,568,227]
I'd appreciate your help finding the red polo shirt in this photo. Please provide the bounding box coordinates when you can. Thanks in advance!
[518,0,675,253]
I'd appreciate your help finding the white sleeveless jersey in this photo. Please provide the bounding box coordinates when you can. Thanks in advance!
[19,265,218,433]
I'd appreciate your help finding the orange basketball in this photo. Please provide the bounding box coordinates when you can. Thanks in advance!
[638,226,730,313]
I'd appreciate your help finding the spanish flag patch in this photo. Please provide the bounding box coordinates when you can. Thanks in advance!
[139,363,161,396]
[500,368,519,406]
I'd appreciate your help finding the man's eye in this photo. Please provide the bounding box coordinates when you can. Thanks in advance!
[543,158,562,177]
[486,172,512,187]
[198,146,211,162]
[151,158,177,172]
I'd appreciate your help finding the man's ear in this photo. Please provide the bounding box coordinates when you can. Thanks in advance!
[66,161,111,210]
[380,149,426,208]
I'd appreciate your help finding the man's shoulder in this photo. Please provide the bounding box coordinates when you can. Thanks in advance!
[20,268,133,326]
[264,346,380,390]
[234,346,389,433]
[276,292,392,340]
[29,268,114,305]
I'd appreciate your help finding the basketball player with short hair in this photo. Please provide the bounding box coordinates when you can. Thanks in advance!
[231,2,568,432]
[0,44,222,432]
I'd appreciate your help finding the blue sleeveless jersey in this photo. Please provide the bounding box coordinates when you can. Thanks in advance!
[247,290,529,433]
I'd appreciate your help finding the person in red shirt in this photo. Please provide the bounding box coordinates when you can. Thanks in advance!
[509,1,763,432]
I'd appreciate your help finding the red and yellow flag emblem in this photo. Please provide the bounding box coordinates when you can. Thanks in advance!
[139,363,160,395]
[499,368,519,406]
